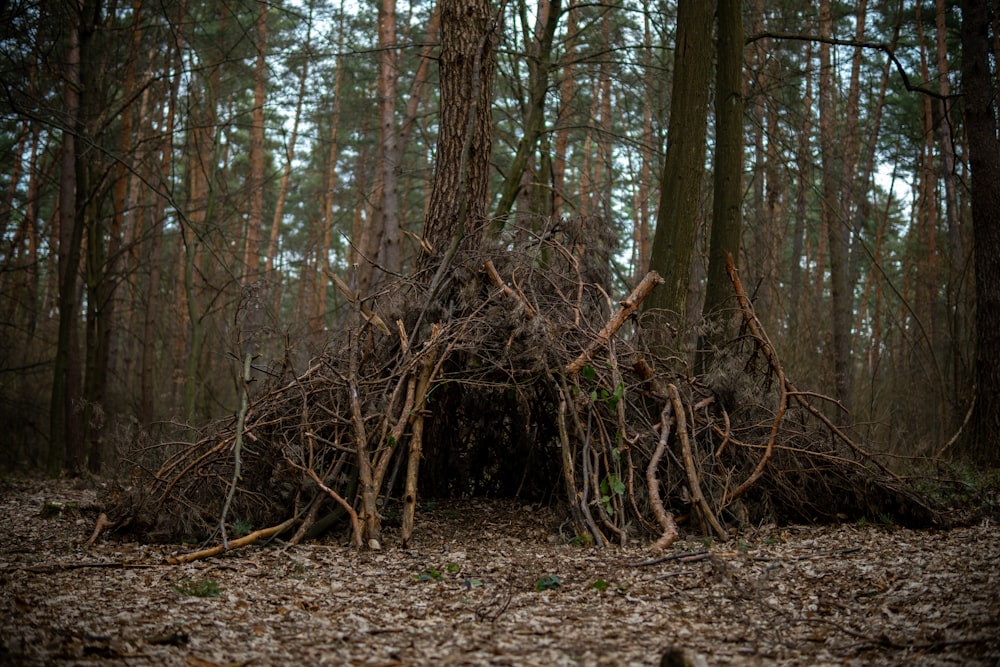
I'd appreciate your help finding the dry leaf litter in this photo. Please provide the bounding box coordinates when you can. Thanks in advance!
[1,478,997,666]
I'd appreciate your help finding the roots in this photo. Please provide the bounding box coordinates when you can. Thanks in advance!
[108,220,941,549]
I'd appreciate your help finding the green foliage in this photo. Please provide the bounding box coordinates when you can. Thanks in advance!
[599,474,626,516]
[415,562,464,583]
[174,578,221,597]
[534,574,562,591]
[233,519,252,537]
[591,579,609,591]
[414,567,443,582]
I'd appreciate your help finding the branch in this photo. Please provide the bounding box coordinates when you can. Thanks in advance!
[669,384,728,541]
[746,31,953,101]
[165,517,298,564]
[565,270,663,375]
[646,403,679,551]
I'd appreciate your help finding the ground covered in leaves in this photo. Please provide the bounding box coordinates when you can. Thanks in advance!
[1,477,998,666]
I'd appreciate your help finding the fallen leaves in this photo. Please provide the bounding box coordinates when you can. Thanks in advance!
[0,479,998,666]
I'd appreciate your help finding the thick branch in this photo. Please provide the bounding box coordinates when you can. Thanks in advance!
[566,270,663,375]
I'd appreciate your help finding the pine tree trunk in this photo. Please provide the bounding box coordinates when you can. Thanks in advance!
[644,0,714,325]
[703,0,744,324]
[961,0,1000,466]
[419,0,497,270]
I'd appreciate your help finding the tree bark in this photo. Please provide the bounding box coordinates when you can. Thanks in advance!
[49,2,86,476]
[419,0,497,270]
[702,0,744,324]
[644,0,714,325]
[373,0,402,283]
[818,0,853,411]
[242,0,268,285]
[960,0,1000,466]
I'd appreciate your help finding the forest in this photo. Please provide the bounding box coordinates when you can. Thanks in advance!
[1,0,999,537]
[3,1,1000,664]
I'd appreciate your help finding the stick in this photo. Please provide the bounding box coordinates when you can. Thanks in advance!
[401,323,442,548]
[165,517,298,564]
[565,270,663,375]
[484,259,535,319]
[86,512,113,547]
[646,403,679,551]
[669,384,729,541]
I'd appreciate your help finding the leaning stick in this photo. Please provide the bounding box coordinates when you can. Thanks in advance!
[485,259,536,319]
[165,517,298,565]
[646,404,679,551]
[565,271,664,375]
[669,383,729,541]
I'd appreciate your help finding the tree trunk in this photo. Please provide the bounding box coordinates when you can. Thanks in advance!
[373,0,402,283]
[419,0,497,270]
[49,0,94,476]
[633,11,655,284]
[242,0,268,285]
[266,10,311,277]
[818,0,852,411]
[644,0,714,325]
[702,0,744,325]
[960,0,1000,466]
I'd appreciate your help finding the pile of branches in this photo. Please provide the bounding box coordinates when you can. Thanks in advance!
[109,217,939,551]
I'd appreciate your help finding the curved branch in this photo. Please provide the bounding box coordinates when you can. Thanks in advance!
[746,31,953,101]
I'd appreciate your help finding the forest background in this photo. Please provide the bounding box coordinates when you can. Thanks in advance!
[1,0,998,482]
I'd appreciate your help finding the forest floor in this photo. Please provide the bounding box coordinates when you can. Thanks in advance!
[0,477,998,667]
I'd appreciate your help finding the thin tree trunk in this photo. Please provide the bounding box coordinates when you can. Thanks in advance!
[935,0,967,413]
[633,11,655,284]
[818,0,852,411]
[788,36,814,339]
[372,0,402,285]
[493,0,561,226]
[140,42,181,431]
[49,2,87,476]
[552,5,577,219]
[242,0,268,285]
[266,10,312,277]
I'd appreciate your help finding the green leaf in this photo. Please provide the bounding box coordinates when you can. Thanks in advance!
[415,568,443,582]
[581,365,596,381]
[609,474,625,496]
[535,574,562,591]
[592,579,609,591]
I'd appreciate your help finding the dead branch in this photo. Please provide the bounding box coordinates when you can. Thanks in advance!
[647,403,679,551]
[565,270,663,375]
[669,384,728,540]
[165,517,298,564]
[402,323,442,548]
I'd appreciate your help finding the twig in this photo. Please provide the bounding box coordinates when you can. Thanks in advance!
[484,259,535,319]
[630,549,710,568]
[723,254,782,504]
